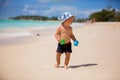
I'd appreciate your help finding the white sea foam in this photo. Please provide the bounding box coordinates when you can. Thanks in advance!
[0,31,32,39]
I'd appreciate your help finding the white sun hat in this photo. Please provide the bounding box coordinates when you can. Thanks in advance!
[61,12,74,24]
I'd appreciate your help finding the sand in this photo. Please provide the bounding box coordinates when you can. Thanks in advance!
[0,22,120,80]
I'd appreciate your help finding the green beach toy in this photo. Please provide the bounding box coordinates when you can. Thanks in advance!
[60,39,65,45]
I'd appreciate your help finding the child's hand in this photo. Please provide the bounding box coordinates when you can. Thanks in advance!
[57,38,61,43]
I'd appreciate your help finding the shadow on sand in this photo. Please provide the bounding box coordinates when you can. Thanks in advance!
[69,63,98,68]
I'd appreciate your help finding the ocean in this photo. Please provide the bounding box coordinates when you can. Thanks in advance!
[0,20,83,39]
[0,20,61,29]
[0,20,61,39]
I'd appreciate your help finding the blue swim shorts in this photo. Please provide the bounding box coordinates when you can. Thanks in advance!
[56,42,72,53]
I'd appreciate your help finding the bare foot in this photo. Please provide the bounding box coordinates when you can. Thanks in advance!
[54,64,59,68]
[64,65,69,69]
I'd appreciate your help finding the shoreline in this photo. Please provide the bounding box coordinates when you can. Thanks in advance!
[0,22,83,46]
[0,22,120,46]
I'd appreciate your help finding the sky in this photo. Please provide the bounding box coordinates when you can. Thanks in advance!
[0,0,120,19]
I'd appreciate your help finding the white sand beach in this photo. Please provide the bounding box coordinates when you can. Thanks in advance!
[0,22,120,80]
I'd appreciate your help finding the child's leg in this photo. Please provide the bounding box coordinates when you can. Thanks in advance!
[55,52,62,68]
[64,52,71,69]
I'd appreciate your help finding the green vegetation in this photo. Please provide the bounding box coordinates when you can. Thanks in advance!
[9,15,58,21]
[89,9,120,22]
[9,8,120,22]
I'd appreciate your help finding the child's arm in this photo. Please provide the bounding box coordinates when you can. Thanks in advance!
[70,27,76,41]
[55,27,61,42]
[71,34,76,41]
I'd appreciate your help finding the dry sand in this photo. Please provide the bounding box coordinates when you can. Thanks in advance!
[0,22,120,80]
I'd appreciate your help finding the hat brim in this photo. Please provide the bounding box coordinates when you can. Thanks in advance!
[62,16,74,24]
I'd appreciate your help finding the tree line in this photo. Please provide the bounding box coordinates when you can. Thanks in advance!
[9,8,120,22]
[9,15,58,20]
[89,8,120,22]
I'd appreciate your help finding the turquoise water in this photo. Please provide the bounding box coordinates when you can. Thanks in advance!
[0,20,83,39]
[0,20,61,39]
[0,20,61,29]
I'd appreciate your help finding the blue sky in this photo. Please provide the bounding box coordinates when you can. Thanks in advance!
[0,0,120,19]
